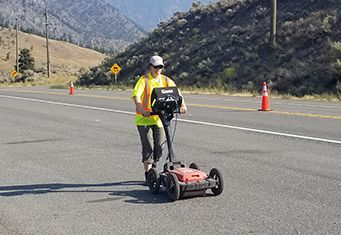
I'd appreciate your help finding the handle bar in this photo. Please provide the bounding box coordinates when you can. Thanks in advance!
[150,110,180,116]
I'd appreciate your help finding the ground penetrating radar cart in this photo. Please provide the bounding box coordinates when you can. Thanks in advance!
[147,87,224,201]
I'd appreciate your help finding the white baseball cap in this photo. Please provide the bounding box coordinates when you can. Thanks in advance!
[149,55,164,67]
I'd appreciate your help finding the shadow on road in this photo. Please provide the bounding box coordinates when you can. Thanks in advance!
[0,181,170,204]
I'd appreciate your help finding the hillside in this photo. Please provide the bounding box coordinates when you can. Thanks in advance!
[79,0,341,97]
[0,0,146,52]
[0,26,106,81]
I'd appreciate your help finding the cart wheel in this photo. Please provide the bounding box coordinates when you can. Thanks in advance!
[209,168,224,196]
[166,173,180,201]
[189,162,200,170]
[147,168,160,194]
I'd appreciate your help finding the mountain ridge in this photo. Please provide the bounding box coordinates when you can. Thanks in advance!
[105,0,214,31]
[0,0,146,53]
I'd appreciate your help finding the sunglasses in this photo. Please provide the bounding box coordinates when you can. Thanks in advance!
[152,65,164,69]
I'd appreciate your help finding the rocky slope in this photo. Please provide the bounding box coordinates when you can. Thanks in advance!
[80,0,341,96]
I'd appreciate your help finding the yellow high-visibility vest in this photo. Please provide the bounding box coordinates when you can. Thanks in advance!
[137,73,169,114]
[132,73,175,127]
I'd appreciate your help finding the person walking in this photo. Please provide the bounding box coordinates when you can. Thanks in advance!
[132,55,187,182]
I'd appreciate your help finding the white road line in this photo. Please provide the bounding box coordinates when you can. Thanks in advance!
[1,94,340,145]
[179,119,341,145]
[0,94,133,115]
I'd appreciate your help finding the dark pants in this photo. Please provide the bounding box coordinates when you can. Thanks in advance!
[137,125,165,164]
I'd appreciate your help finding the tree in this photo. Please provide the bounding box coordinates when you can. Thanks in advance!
[16,48,35,72]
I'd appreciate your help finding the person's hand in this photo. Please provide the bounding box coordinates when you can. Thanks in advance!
[180,105,187,114]
[142,111,150,117]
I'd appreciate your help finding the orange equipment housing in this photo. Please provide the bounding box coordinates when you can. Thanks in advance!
[171,168,207,182]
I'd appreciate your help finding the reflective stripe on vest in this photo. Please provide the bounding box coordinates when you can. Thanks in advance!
[142,74,150,111]
[136,74,169,114]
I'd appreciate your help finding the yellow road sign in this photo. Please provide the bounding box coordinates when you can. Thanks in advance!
[11,70,17,78]
[111,63,121,75]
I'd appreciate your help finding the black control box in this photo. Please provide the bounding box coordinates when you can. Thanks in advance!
[151,87,182,114]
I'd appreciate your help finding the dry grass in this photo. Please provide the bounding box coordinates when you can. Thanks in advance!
[0,26,107,79]
[0,74,76,89]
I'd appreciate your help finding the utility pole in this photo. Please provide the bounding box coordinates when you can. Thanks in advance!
[44,0,50,78]
[270,0,277,48]
[16,18,19,73]
[15,0,19,73]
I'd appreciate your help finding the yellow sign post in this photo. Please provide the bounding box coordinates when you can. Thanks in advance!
[111,63,121,85]
[11,70,17,78]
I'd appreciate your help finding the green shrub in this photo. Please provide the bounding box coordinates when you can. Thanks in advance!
[16,48,35,73]
[322,15,336,33]
[223,66,237,79]
[176,19,187,27]
[331,41,341,52]
[336,80,341,97]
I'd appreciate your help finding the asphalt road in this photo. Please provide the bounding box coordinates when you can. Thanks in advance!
[0,86,340,235]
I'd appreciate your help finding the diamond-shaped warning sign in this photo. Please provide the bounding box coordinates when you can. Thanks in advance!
[11,70,17,78]
[111,63,121,75]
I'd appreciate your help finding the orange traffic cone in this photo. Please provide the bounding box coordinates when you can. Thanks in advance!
[259,82,272,111]
[69,81,74,95]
